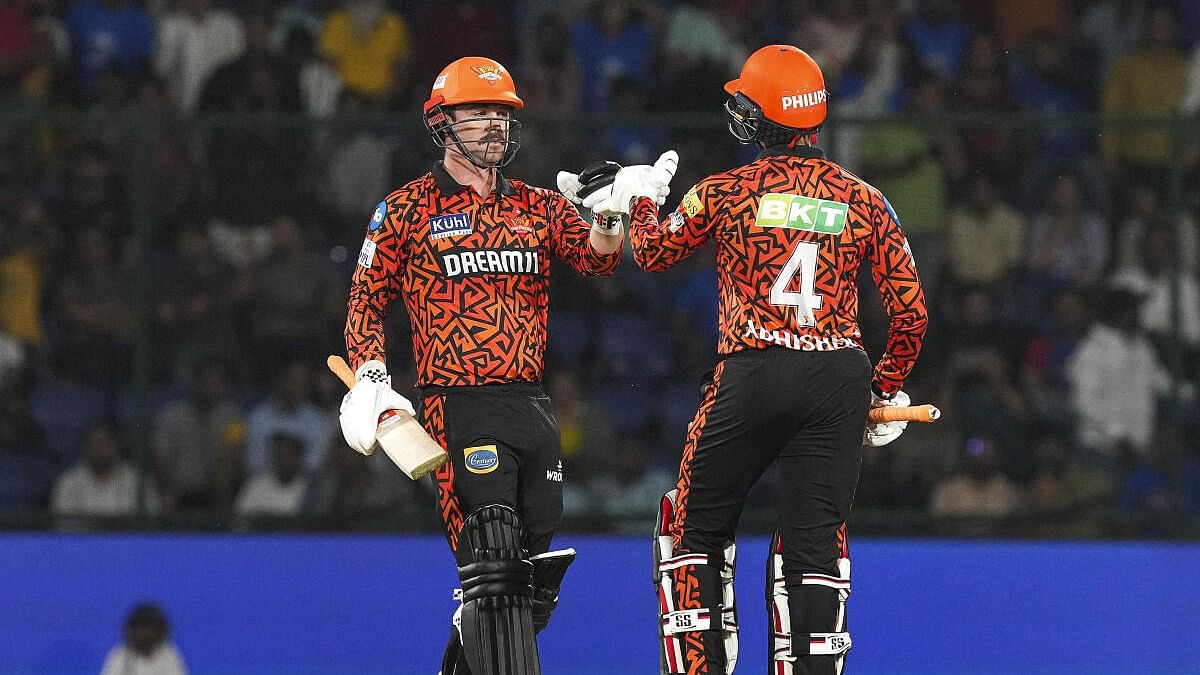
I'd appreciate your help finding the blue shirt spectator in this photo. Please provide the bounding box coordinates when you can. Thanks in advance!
[569,5,653,112]
[65,0,155,95]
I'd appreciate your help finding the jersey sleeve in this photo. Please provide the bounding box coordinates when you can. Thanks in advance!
[547,192,621,276]
[628,181,717,271]
[345,198,409,370]
[867,193,928,395]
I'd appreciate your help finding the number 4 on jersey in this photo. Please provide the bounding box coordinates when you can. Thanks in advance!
[770,241,822,327]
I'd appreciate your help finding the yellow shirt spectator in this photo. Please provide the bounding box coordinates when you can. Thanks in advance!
[318,8,411,99]
[0,250,44,345]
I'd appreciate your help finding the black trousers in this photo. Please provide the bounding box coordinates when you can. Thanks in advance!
[669,347,871,674]
[675,347,870,570]
[417,382,563,565]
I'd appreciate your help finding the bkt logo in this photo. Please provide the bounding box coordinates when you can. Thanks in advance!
[781,89,827,110]
[755,193,847,234]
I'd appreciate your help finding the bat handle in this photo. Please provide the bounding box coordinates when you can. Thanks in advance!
[327,355,356,390]
[867,404,941,423]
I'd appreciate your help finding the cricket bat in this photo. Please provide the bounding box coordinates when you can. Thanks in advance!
[327,355,448,480]
[867,404,940,424]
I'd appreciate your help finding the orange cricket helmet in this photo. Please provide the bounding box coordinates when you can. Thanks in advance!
[723,45,827,145]
[423,56,524,168]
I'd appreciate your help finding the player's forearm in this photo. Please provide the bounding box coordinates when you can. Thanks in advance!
[345,284,389,369]
[874,310,928,394]
[588,225,623,255]
[629,198,688,271]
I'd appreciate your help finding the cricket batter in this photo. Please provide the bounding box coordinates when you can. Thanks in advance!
[569,45,928,674]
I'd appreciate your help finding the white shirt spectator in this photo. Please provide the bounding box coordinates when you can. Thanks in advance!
[1110,268,1200,347]
[1067,323,1170,456]
[100,642,188,675]
[51,461,159,516]
[154,6,245,112]
[243,401,333,476]
[234,472,309,516]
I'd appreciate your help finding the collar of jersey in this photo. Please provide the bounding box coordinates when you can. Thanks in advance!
[756,144,826,161]
[433,161,516,197]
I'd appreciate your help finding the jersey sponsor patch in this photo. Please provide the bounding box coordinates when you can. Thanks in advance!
[357,238,377,268]
[682,187,703,217]
[464,444,499,474]
[668,211,685,232]
[439,247,540,278]
[755,193,848,234]
[369,201,387,231]
[430,212,472,239]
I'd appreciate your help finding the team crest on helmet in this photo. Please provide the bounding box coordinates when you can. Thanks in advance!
[472,64,503,83]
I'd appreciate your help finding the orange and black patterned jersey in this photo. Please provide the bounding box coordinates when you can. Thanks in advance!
[346,162,620,387]
[628,145,927,395]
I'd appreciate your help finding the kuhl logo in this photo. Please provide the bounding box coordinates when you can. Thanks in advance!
[755,193,848,234]
[430,213,472,239]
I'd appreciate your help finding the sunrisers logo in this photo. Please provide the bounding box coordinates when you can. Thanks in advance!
[472,65,503,83]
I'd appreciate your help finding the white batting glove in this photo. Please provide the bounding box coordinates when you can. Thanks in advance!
[338,360,416,455]
[582,150,678,215]
[864,389,909,448]
[556,170,584,205]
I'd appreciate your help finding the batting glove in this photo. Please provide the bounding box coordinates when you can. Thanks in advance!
[582,150,678,215]
[864,389,910,448]
[338,360,415,455]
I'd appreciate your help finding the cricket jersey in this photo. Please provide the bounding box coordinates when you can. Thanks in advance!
[346,162,620,387]
[628,144,927,395]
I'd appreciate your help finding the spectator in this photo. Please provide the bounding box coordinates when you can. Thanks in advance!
[0,0,31,92]
[0,209,45,347]
[152,358,244,513]
[1025,427,1112,537]
[1101,3,1187,192]
[859,77,956,284]
[153,0,245,113]
[1020,286,1091,427]
[154,226,245,381]
[306,432,418,524]
[243,361,333,476]
[830,0,905,170]
[0,343,54,510]
[1027,170,1109,288]
[317,91,403,222]
[1110,223,1200,351]
[929,435,1022,522]
[903,0,972,82]
[589,432,674,532]
[794,0,863,83]
[249,214,340,371]
[1115,181,1198,275]
[569,0,654,111]
[53,225,133,385]
[100,603,188,675]
[952,33,1019,176]
[64,0,155,97]
[413,0,513,92]
[51,418,158,520]
[317,0,410,104]
[234,431,310,518]
[1067,288,1170,463]
[944,169,1024,289]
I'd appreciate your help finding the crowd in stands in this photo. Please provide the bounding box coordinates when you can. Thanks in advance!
[1,0,1200,537]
